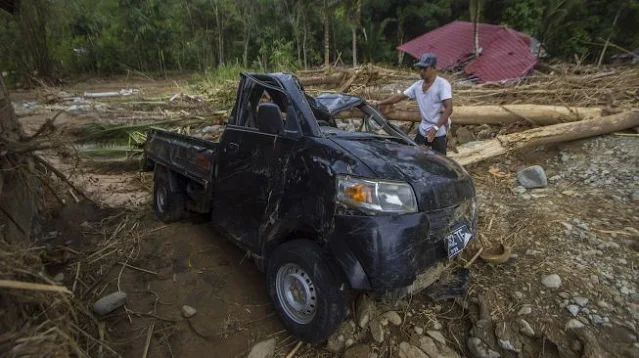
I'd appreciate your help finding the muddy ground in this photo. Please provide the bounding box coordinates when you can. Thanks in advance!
[13,76,639,358]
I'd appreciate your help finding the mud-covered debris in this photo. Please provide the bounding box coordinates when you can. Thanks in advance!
[247,338,276,358]
[344,344,370,358]
[517,165,547,189]
[541,274,562,289]
[326,320,356,353]
[93,291,127,315]
[456,127,476,145]
[467,337,501,358]
[398,341,429,358]
[181,305,197,318]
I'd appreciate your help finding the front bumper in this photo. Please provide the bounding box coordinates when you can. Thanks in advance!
[328,200,476,291]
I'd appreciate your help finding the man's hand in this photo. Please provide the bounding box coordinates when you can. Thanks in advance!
[427,127,437,142]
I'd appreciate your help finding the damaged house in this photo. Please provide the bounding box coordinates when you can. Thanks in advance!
[397,21,539,83]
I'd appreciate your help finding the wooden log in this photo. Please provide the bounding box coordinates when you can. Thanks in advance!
[449,110,639,166]
[298,72,345,86]
[339,104,602,125]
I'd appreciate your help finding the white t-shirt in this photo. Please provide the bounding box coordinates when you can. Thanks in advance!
[403,76,452,137]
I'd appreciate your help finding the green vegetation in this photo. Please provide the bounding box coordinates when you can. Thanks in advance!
[1,0,638,82]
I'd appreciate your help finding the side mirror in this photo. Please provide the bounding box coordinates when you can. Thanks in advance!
[283,106,303,139]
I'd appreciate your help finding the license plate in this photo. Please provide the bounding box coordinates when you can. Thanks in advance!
[446,223,473,258]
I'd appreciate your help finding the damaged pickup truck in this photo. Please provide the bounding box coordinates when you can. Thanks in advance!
[142,73,477,343]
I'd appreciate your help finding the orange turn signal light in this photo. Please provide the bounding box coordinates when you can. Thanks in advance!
[344,183,373,203]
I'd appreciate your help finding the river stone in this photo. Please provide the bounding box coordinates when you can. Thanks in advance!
[248,338,276,358]
[517,166,548,189]
[93,291,127,316]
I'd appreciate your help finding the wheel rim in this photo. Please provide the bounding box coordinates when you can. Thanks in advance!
[275,263,317,324]
[156,185,167,213]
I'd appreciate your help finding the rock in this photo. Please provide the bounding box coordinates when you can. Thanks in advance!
[514,291,525,300]
[414,326,424,335]
[181,305,197,318]
[542,274,562,289]
[369,320,385,343]
[567,305,580,316]
[345,338,354,348]
[518,319,535,337]
[418,336,439,357]
[574,297,589,307]
[517,305,532,315]
[618,258,628,265]
[433,321,443,330]
[631,190,639,202]
[93,291,127,316]
[559,292,571,299]
[499,339,521,353]
[517,166,547,189]
[621,286,631,295]
[53,272,64,282]
[590,275,600,285]
[248,338,276,358]
[590,314,604,325]
[344,344,369,358]
[398,342,429,358]
[356,295,375,329]
[521,194,532,200]
[513,186,527,194]
[383,311,402,326]
[571,340,583,352]
[326,320,356,353]
[566,319,585,330]
[456,127,476,145]
[467,337,501,358]
[427,330,446,345]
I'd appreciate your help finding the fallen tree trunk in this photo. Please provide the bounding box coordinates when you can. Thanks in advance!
[450,110,639,166]
[298,72,345,86]
[339,104,602,125]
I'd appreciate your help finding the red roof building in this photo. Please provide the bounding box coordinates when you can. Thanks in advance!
[397,21,537,83]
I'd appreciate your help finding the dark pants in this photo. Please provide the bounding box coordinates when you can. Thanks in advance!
[415,132,447,155]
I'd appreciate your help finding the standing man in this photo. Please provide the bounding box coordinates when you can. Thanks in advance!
[372,53,453,155]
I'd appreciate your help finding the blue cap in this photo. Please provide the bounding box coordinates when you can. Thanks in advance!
[413,53,437,68]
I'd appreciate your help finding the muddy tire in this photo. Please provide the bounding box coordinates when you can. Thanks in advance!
[267,240,347,344]
[153,173,185,223]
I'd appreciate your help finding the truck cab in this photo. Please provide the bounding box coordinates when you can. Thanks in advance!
[143,72,477,344]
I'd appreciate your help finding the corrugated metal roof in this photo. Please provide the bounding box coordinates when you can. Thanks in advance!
[464,28,537,82]
[397,21,536,82]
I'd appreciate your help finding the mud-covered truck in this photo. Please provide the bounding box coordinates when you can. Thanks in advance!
[142,72,477,343]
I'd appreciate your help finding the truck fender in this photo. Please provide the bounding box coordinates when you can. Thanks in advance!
[153,164,183,193]
[329,239,371,290]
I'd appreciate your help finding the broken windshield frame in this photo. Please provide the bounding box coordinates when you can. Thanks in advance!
[316,102,416,146]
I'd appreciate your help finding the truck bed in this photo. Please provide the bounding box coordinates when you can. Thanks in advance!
[143,129,217,189]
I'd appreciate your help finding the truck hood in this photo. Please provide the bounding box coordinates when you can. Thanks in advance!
[330,137,475,210]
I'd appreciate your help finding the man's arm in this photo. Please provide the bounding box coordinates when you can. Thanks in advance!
[374,93,409,107]
[437,98,453,128]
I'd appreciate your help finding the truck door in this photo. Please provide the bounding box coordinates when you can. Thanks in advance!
[213,82,289,253]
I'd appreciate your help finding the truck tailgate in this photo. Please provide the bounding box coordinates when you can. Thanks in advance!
[143,129,217,187]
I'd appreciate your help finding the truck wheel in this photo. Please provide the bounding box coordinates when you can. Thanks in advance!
[153,175,185,223]
[267,240,347,344]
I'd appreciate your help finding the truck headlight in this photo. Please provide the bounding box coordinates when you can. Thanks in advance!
[336,175,418,214]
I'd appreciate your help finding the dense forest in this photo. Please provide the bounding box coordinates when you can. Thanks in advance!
[1,0,638,81]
